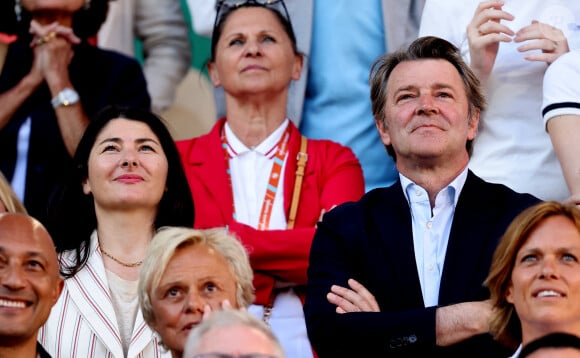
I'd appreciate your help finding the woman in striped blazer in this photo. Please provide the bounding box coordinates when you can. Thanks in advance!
[39,106,194,357]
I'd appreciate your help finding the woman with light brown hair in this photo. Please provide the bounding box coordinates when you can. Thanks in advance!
[486,201,580,356]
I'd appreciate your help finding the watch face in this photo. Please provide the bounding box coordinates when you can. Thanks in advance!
[61,89,79,105]
[52,88,79,108]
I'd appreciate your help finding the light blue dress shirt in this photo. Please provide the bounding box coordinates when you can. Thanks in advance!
[401,167,468,307]
[300,0,398,191]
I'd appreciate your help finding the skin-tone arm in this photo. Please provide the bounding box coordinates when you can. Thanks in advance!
[0,20,88,156]
[547,115,580,207]
[329,280,492,346]
[466,0,569,85]
[434,300,492,346]
[0,65,43,131]
[30,20,88,156]
[225,144,363,288]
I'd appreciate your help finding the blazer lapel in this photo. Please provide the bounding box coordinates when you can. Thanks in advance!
[65,234,124,358]
[127,311,161,358]
[371,184,425,307]
[439,172,492,304]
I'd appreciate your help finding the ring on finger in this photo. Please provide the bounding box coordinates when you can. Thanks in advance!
[35,31,57,46]
[45,31,57,41]
[35,37,47,46]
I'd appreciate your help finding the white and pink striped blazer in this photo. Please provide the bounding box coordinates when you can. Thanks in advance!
[39,231,170,358]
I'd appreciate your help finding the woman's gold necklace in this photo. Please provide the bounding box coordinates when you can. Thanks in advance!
[99,245,143,268]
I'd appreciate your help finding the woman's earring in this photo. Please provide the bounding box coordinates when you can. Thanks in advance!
[14,0,22,22]
[84,0,91,10]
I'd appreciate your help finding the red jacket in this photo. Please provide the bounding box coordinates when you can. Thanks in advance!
[176,118,364,305]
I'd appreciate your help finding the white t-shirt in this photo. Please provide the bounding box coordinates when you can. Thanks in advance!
[420,0,580,200]
[542,50,580,125]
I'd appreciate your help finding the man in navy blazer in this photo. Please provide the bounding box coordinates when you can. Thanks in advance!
[304,36,540,357]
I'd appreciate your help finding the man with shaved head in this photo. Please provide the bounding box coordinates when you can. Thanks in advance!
[0,213,63,357]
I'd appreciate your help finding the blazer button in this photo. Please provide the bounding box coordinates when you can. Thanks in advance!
[389,338,403,348]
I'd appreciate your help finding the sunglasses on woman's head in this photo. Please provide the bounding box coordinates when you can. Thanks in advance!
[213,0,292,33]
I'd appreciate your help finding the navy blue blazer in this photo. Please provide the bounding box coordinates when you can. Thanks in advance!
[304,170,539,357]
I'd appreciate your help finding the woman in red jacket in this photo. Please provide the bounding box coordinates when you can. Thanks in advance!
[175,1,364,357]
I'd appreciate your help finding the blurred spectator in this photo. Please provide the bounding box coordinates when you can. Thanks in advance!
[520,333,580,358]
[0,0,150,225]
[542,50,580,207]
[419,0,580,201]
[98,0,191,114]
[184,309,286,358]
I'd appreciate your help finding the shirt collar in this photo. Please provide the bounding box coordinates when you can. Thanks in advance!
[224,119,289,158]
[400,166,469,207]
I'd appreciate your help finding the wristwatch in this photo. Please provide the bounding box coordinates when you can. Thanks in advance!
[51,88,80,108]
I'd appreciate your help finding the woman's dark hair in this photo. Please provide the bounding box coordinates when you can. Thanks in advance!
[210,1,299,62]
[48,105,194,278]
[519,333,580,358]
[0,0,110,38]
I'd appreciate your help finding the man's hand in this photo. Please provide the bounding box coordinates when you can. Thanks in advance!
[327,278,380,313]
